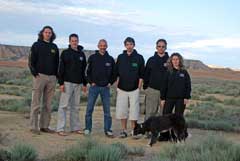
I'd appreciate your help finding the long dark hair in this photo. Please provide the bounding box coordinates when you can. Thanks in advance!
[38,26,56,43]
[167,52,185,71]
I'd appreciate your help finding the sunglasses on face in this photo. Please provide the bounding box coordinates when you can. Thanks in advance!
[157,46,165,49]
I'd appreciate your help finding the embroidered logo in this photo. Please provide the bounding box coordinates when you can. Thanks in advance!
[79,57,83,61]
[51,49,56,54]
[105,62,111,66]
[132,63,138,67]
[179,73,185,77]
[164,63,167,67]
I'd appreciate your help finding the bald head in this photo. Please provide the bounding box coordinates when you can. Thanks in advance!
[98,39,108,46]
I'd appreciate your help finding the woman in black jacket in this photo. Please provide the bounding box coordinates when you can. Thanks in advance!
[160,52,191,141]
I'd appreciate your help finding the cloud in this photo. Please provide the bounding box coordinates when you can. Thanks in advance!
[0,31,97,49]
[0,0,158,33]
[173,37,240,49]
[1,0,200,36]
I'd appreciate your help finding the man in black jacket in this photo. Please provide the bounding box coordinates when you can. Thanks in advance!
[28,26,59,134]
[143,39,169,120]
[115,37,145,138]
[84,39,115,137]
[56,34,87,136]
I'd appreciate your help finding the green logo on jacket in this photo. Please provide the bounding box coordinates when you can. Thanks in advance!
[132,63,138,67]
[51,49,56,54]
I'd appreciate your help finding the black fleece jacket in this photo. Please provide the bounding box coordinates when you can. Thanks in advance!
[115,49,145,91]
[143,52,169,91]
[28,40,59,77]
[161,68,191,100]
[58,45,87,86]
[86,50,116,86]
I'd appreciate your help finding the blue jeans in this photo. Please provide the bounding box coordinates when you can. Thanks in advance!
[85,85,112,132]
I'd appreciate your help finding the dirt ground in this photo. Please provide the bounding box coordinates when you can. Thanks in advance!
[0,108,240,160]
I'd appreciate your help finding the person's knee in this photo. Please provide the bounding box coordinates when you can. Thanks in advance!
[31,107,40,114]
[104,112,111,117]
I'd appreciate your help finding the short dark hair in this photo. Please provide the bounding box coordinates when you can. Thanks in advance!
[156,39,167,48]
[69,33,79,41]
[124,37,135,45]
[38,26,56,43]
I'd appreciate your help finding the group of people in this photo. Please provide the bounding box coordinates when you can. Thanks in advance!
[28,25,191,140]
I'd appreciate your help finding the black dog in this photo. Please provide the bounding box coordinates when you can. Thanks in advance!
[133,113,188,146]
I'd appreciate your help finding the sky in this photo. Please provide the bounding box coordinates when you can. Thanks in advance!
[0,0,239,69]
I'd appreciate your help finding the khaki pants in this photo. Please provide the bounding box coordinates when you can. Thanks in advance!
[145,87,162,120]
[30,73,56,130]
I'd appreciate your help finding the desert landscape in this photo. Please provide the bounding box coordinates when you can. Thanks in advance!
[0,44,240,161]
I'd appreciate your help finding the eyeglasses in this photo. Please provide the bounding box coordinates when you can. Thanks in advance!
[157,46,165,48]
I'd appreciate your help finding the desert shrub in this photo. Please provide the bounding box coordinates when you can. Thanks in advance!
[200,95,222,103]
[46,139,145,161]
[0,149,11,161]
[0,99,29,112]
[186,102,240,132]
[191,93,200,100]
[0,85,30,96]
[192,78,240,97]
[151,135,240,161]
[0,68,31,86]
[87,144,123,161]
[127,146,145,156]
[65,138,97,161]
[46,138,98,161]
[223,98,240,106]
[10,143,38,161]
[111,142,128,158]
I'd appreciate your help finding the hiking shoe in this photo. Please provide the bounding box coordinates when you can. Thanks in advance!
[40,128,55,133]
[84,129,91,136]
[105,130,114,138]
[119,131,128,138]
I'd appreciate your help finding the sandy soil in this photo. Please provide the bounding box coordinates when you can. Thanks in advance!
[0,108,240,160]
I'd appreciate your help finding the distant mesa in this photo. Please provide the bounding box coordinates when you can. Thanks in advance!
[0,44,237,72]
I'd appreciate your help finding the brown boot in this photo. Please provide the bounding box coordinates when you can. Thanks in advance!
[40,128,55,133]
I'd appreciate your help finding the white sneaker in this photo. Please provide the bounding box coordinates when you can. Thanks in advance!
[84,129,91,136]
[105,131,114,138]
